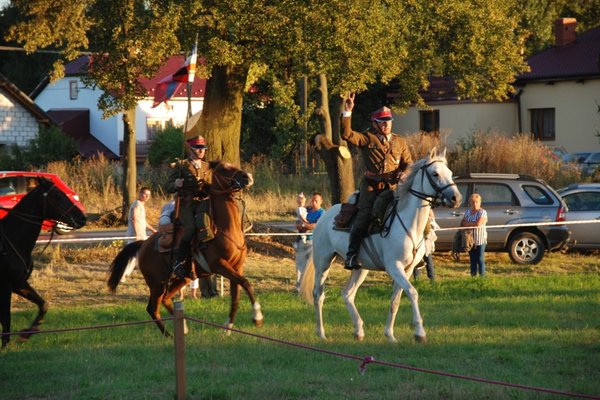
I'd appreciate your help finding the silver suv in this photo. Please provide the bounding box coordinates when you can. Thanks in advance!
[434,173,570,264]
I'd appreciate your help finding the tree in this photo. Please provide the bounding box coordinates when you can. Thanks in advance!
[8,0,531,203]
[7,0,182,220]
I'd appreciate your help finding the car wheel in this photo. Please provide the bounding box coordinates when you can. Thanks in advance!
[54,222,74,235]
[508,232,545,265]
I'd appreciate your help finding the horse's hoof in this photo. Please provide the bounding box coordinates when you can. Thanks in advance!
[414,335,427,343]
[385,334,398,343]
[354,334,365,341]
[253,318,264,327]
[18,327,40,341]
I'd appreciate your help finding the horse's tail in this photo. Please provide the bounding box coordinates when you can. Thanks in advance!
[107,240,144,292]
[299,256,315,305]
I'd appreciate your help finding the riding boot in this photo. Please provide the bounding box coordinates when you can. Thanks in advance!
[172,240,191,279]
[344,228,367,270]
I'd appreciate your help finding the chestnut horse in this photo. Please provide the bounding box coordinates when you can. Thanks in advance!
[0,178,87,348]
[107,161,263,336]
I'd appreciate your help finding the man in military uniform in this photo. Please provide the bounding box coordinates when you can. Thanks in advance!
[341,93,413,270]
[166,135,211,279]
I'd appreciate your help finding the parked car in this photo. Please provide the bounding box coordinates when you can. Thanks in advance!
[434,173,570,264]
[557,183,600,250]
[579,152,600,175]
[562,152,591,164]
[0,171,85,234]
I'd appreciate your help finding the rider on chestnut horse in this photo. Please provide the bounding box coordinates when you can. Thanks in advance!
[165,135,212,280]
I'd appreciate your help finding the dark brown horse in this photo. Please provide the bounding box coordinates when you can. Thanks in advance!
[0,177,87,348]
[107,161,263,336]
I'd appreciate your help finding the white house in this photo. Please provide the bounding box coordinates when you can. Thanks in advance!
[31,55,206,159]
[392,18,600,153]
[0,72,53,153]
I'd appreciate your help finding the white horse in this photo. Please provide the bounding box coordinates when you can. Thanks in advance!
[300,148,462,343]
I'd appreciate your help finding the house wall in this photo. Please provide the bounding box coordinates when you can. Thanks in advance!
[0,88,40,149]
[393,102,518,146]
[518,79,600,152]
[35,77,204,155]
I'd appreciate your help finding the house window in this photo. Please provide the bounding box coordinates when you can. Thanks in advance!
[419,110,439,132]
[69,80,79,100]
[146,118,173,140]
[530,108,555,140]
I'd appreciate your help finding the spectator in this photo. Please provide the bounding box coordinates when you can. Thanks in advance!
[414,209,438,282]
[340,93,413,270]
[294,192,325,291]
[461,193,488,277]
[122,187,157,281]
[295,192,309,245]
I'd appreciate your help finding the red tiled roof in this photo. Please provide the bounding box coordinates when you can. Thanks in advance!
[47,108,118,159]
[56,55,207,98]
[517,25,600,82]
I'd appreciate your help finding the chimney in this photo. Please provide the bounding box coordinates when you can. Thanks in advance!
[555,18,577,47]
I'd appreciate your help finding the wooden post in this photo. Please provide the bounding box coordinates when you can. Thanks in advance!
[174,301,186,400]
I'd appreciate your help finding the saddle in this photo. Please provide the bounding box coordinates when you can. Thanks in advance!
[157,223,213,275]
[334,189,395,234]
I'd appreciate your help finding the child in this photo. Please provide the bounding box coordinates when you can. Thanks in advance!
[296,192,308,246]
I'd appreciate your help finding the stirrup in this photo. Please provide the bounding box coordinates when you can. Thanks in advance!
[344,254,361,270]
[172,261,186,279]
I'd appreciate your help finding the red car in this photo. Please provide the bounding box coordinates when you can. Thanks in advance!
[0,171,86,234]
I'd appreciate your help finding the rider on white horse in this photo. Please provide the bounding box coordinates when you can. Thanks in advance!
[340,93,413,270]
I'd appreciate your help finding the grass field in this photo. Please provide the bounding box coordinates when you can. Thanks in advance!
[1,239,599,400]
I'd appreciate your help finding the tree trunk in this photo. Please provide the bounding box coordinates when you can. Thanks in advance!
[189,64,248,166]
[121,110,137,223]
[314,74,355,204]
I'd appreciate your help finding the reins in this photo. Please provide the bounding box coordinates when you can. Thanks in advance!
[207,165,251,250]
[381,158,455,261]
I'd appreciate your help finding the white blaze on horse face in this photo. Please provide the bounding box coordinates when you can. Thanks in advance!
[246,173,254,187]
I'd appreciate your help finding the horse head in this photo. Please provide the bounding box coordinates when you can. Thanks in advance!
[30,178,87,229]
[404,148,462,208]
[209,161,254,194]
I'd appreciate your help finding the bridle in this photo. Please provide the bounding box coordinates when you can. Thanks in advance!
[210,164,250,196]
[408,159,457,207]
[0,183,78,268]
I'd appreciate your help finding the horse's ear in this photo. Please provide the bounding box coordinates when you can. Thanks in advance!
[429,147,437,159]
[440,147,447,159]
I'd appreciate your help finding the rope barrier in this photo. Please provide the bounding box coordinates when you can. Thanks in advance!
[185,316,600,400]
[3,313,598,399]
[0,318,173,339]
[35,218,600,244]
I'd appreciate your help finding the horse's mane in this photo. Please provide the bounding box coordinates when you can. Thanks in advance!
[394,153,447,209]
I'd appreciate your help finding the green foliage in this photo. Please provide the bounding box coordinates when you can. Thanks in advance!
[23,126,79,167]
[0,126,78,170]
[147,126,184,167]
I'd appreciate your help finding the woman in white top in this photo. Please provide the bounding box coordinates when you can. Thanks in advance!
[461,193,488,276]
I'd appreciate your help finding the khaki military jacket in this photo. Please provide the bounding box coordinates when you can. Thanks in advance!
[341,116,412,180]
[165,158,211,197]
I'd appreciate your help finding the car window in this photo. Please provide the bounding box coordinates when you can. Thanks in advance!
[564,192,600,211]
[457,183,469,207]
[586,153,600,163]
[472,183,517,206]
[523,185,554,205]
[0,177,17,195]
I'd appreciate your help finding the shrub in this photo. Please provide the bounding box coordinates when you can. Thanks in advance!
[147,126,186,167]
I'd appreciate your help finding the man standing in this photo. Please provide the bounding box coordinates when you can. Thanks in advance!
[165,135,211,279]
[123,186,157,280]
[341,93,413,270]
[294,192,325,291]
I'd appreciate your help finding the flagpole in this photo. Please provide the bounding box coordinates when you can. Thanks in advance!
[182,34,198,158]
